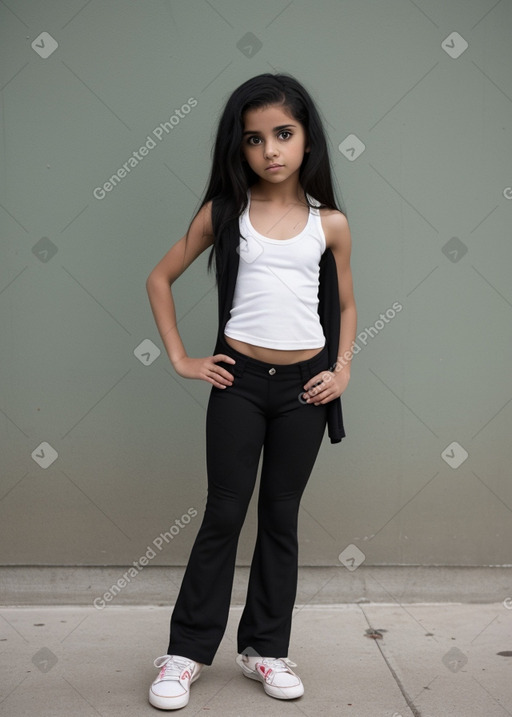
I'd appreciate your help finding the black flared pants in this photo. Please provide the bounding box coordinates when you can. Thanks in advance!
[167,337,329,665]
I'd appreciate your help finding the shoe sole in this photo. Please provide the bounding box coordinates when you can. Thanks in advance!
[149,670,201,710]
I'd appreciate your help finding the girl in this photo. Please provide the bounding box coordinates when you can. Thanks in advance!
[145,72,356,711]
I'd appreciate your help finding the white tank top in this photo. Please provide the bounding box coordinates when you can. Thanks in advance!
[224,189,327,350]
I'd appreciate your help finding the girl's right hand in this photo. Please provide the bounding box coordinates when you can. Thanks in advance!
[173,355,236,388]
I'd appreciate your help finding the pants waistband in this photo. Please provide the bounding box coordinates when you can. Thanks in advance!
[215,335,329,381]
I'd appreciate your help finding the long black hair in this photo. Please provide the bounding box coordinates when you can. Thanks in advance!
[188,72,346,281]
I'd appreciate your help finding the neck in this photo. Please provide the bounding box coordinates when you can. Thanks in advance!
[250,176,307,205]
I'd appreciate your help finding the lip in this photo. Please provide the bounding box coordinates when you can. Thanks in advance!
[265,164,283,170]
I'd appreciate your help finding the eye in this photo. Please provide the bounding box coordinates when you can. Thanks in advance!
[278,130,292,140]
[246,136,261,145]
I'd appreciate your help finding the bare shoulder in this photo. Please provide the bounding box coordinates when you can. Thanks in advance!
[319,207,351,251]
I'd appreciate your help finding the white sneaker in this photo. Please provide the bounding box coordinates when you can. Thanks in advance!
[236,654,304,699]
[149,654,202,710]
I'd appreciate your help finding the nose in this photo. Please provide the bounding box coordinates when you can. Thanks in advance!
[264,141,278,159]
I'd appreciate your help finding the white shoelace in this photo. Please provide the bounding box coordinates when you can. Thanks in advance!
[259,657,297,672]
[153,655,194,681]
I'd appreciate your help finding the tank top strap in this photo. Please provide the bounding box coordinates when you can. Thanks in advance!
[306,193,322,216]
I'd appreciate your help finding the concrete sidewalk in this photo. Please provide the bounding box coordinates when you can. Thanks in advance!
[0,603,511,716]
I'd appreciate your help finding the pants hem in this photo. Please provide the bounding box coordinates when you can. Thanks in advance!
[166,644,215,666]
[237,642,290,659]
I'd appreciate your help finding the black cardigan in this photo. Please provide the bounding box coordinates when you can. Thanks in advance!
[212,214,346,444]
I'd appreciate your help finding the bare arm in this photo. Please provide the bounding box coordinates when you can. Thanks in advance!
[146,201,236,388]
[326,210,357,375]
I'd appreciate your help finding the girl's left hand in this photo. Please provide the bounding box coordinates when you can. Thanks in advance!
[302,367,350,405]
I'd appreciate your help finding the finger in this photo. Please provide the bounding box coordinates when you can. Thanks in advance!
[311,390,331,405]
[209,365,234,385]
[213,353,236,365]
[303,378,324,395]
[209,376,229,389]
[217,370,234,383]
[303,375,320,391]
[305,382,332,404]
[303,380,325,400]
[204,367,231,388]
[211,354,236,383]
[316,384,342,404]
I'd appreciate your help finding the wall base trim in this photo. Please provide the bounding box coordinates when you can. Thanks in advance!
[1,565,510,606]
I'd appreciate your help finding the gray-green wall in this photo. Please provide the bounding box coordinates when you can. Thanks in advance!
[1,0,511,570]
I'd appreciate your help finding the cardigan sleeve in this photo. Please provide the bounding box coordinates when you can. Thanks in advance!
[318,249,346,444]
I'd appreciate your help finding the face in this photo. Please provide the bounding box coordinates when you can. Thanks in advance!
[241,104,309,185]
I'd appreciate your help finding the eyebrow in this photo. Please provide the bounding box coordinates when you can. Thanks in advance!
[242,124,296,136]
